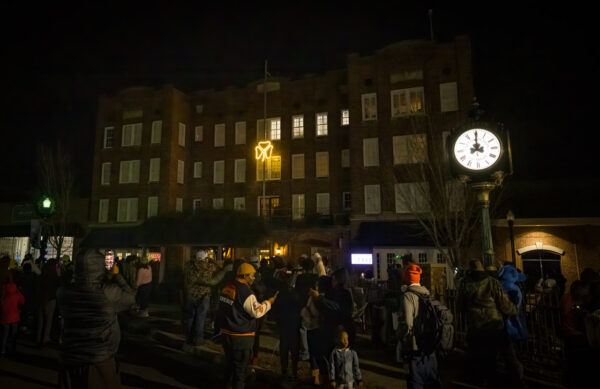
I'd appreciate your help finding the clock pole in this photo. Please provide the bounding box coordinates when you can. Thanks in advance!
[472,181,497,268]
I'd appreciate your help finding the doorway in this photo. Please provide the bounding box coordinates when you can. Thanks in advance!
[521,250,563,292]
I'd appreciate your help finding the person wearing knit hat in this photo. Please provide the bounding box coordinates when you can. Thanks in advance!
[217,261,278,388]
[402,263,423,285]
[398,263,442,388]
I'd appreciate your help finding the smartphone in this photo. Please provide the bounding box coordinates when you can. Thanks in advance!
[105,250,115,270]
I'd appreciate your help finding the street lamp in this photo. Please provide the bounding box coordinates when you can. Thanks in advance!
[506,209,516,265]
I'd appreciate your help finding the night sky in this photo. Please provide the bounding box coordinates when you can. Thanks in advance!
[0,4,595,203]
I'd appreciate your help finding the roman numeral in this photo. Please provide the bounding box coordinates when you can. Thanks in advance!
[489,153,496,158]
[460,155,466,161]
[467,160,472,167]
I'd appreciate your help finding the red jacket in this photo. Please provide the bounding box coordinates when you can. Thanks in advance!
[1,283,25,324]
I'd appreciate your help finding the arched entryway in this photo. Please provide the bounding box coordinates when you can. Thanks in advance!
[517,243,565,292]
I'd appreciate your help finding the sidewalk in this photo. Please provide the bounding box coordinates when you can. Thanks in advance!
[119,304,565,389]
[120,303,407,389]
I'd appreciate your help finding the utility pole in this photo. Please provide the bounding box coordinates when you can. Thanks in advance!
[262,60,267,219]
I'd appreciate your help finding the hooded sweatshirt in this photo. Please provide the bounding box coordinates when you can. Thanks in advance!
[57,249,136,365]
[1,283,25,324]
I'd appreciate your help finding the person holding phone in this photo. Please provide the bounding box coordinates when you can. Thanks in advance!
[216,262,278,389]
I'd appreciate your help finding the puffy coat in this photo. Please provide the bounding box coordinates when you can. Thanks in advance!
[1,283,25,324]
[57,249,136,365]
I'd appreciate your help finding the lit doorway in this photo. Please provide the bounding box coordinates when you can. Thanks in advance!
[521,250,562,292]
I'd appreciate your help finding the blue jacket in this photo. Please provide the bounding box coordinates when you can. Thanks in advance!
[329,348,362,384]
[498,265,528,341]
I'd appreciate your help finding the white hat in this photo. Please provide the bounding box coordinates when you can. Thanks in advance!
[196,250,208,260]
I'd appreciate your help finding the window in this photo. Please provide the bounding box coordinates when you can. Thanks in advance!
[194,125,203,142]
[257,118,281,140]
[364,185,381,214]
[176,198,183,213]
[440,82,458,112]
[437,252,446,264]
[234,197,245,210]
[316,113,328,136]
[393,134,427,164]
[363,138,379,167]
[117,198,138,222]
[391,87,425,117]
[213,198,224,209]
[341,149,350,168]
[342,192,352,210]
[395,182,430,213]
[315,152,329,178]
[214,160,224,184]
[258,196,279,217]
[178,122,186,146]
[341,109,350,126]
[234,159,246,183]
[292,194,305,220]
[151,121,162,144]
[291,154,305,179]
[270,118,281,140]
[193,162,203,178]
[119,160,140,184]
[292,115,304,138]
[316,193,330,215]
[361,93,377,121]
[147,196,158,218]
[177,160,184,184]
[98,199,109,223]
[418,253,428,264]
[149,158,160,182]
[214,123,225,147]
[101,162,111,185]
[103,127,114,148]
[235,122,246,144]
[256,156,281,181]
[121,123,142,146]
[193,199,202,212]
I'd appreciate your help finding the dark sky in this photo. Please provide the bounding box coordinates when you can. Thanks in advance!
[0,4,595,202]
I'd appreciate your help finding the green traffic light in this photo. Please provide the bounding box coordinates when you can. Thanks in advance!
[42,198,52,208]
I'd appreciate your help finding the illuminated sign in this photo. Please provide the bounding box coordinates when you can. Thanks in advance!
[255,141,273,161]
[351,253,373,265]
[148,252,161,262]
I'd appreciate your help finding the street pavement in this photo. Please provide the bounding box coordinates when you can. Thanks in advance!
[1,303,568,388]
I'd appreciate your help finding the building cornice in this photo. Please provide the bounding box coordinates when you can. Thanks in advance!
[492,217,600,227]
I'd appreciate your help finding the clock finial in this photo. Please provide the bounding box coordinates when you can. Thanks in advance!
[469,97,484,120]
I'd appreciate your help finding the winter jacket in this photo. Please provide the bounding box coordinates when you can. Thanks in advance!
[329,347,362,384]
[217,278,271,336]
[184,259,219,301]
[458,271,518,333]
[401,283,431,351]
[498,265,528,341]
[57,249,136,365]
[1,283,25,324]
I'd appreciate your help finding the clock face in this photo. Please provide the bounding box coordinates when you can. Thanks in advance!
[453,128,502,170]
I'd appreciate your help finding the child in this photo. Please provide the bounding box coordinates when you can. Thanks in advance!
[1,280,25,355]
[329,326,363,388]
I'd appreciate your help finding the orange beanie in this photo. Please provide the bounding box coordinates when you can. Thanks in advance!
[402,264,422,285]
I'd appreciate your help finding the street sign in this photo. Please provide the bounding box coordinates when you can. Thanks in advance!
[12,203,35,223]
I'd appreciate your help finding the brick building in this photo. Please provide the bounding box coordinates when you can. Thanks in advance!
[88,36,474,277]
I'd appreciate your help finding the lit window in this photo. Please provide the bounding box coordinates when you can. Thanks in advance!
[103,127,114,148]
[117,198,138,222]
[257,118,281,140]
[101,162,111,185]
[418,253,427,263]
[292,194,305,220]
[391,87,425,117]
[214,124,225,147]
[193,162,202,178]
[194,126,203,142]
[121,123,142,147]
[315,152,329,178]
[363,138,379,167]
[270,119,281,140]
[316,193,330,215]
[151,121,162,144]
[292,115,304,138]
[291,154,304,179]
[316,113,328,136]
[119,160,140,184]
[393,134,427,164]
[256,156,281,181]
[341,109,350,126]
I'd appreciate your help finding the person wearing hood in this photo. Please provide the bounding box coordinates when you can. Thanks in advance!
[458,259,518,388]
[398,263,442,389]
[1,279,25,355]
[497,263,527,386]
[56,248,136,388]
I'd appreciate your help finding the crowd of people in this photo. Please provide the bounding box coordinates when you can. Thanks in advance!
[2,248,600,389]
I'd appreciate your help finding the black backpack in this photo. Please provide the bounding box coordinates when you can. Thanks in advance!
[409,292,454,356]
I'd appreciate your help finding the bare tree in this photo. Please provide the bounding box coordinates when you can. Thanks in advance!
[37,142,74,259]
[391,114,505,269]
